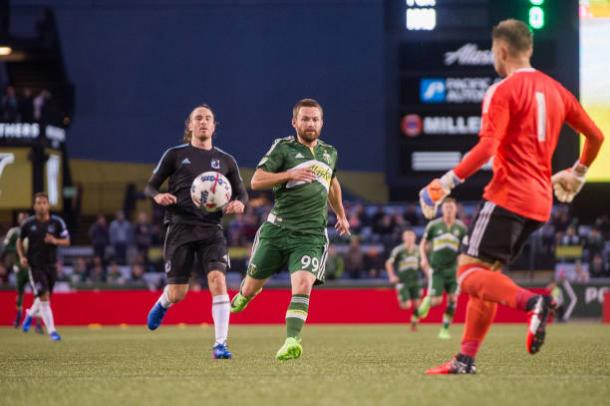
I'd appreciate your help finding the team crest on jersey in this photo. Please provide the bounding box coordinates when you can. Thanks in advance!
[322,151,331,164]
[211,159,220,170]
[165,260,172,273]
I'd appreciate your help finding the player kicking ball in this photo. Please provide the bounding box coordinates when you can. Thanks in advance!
[420,19,604,374]
[417,198,467,339]
[230,99,350,361]
[385,230,423,332]
[145,104,248,359]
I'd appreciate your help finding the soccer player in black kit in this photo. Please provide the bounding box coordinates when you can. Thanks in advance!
[17,192,70,341]
[145,104,247,359]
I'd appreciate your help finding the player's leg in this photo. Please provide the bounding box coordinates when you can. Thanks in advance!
[439,273,458,339]
[276,234,326,361]
[199,231,233,359]
[418,270,442,319]
[37,267,60,341]
[409,285,421,331]
[14,266,28,327]
[22,268,42,332]
[147,242,193,330]
[231,224,283,313]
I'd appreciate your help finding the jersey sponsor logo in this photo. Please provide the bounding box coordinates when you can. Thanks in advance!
[285,160,333,192]
[211,158,220,170]
[444,43,493,66]
[181,158,191,165]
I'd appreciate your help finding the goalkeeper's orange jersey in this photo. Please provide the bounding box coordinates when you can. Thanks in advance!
[474,68,602,222]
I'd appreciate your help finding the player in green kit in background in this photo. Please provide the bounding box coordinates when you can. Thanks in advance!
[418,198,467,339]
[1,212,42,333]
[385,230,422,331]
[230,99,350,360]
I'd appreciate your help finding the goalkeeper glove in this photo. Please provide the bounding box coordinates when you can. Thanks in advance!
[419,170,463,219]
[551,161,587,203]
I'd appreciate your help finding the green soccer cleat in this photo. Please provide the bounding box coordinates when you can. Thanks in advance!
[418,296,431,319]
[230,293,252,314]
[438,328,451,340]
[275,337,303,361]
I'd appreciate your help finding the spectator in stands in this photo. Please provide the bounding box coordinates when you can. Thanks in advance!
[87,256,107,284]
[345,236,365,279]
[1,85,19,122]
[403,203,419,226]
[106,260,125,285]
[324,245,345,280]
[134,211,153,259]
[109,210,132,265]
[365,245,385,278]
[71,257,88,284]
[552,207,571,232]
[590,254,609,279]
[0,262,7,285]
[594,215,610,239]
[88,214,109,261]
[19,88,34,122]
[33,89,50,122]
[130,263,146,284]
[586,228,605,262]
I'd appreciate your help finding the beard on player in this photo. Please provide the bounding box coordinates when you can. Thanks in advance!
[298,128,320,143]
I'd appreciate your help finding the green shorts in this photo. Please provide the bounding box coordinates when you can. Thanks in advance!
[428,266,458,297]
[247,222,329,282]
[396,283,421,303]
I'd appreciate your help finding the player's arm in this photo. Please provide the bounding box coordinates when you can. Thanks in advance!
[145,148,177,206]
[250,168,315,190]
[16,225,28,268]
[419,85,509,219]
[385,257,398,284]
[551,89,605,202]
[224,156,248,215]
[328,177,350,237]
[419,239,431,278]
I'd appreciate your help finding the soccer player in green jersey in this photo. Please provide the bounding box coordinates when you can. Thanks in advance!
[230,98,350,360]
[385,230,422,331]
[1,212,41,332]
[418,198,467,339]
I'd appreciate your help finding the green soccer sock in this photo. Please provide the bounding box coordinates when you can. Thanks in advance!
[412,305,420,321]
[285,294,309,339]
[443,301,456,329]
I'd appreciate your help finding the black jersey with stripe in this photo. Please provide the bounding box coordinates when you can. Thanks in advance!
[19,215,70,268]
[145,144,248,227]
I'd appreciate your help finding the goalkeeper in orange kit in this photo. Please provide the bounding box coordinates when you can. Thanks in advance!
[419,19,604,374]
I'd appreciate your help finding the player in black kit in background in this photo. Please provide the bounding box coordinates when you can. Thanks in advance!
[145,104,247,359]
[18,192,71,341]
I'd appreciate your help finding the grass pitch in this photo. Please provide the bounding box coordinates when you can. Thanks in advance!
[1,323,609,406]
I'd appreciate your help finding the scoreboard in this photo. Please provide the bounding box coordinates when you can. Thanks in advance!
[384,0,580,200]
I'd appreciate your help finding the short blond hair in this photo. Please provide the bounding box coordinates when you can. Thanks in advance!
[492,19,533,56]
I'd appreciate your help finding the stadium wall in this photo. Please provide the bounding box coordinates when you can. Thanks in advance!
[0,289,546,326]
[12,1,385,172]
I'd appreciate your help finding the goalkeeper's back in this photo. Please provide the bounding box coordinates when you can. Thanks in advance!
[480,68,604,222]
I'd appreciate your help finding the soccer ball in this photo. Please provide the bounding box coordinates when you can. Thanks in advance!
[190,171,232,212]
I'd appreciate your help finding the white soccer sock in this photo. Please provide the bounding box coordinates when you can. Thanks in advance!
[157,286,173,309]
[39,301,56,334]
[212,294,230,345]
[28,298,41,317]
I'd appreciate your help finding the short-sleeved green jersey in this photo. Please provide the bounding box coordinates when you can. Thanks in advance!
[423,218,467,269]
[2,226,20,255]
[257,136,338,234]
[388,244,420,285]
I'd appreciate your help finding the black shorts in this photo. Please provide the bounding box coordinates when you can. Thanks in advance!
[163,223,229,284]
[28,265,57,297]
[462,201,544,265]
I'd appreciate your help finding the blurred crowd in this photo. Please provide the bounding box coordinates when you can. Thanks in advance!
[1,199,609,289]
[0,84,58,123]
